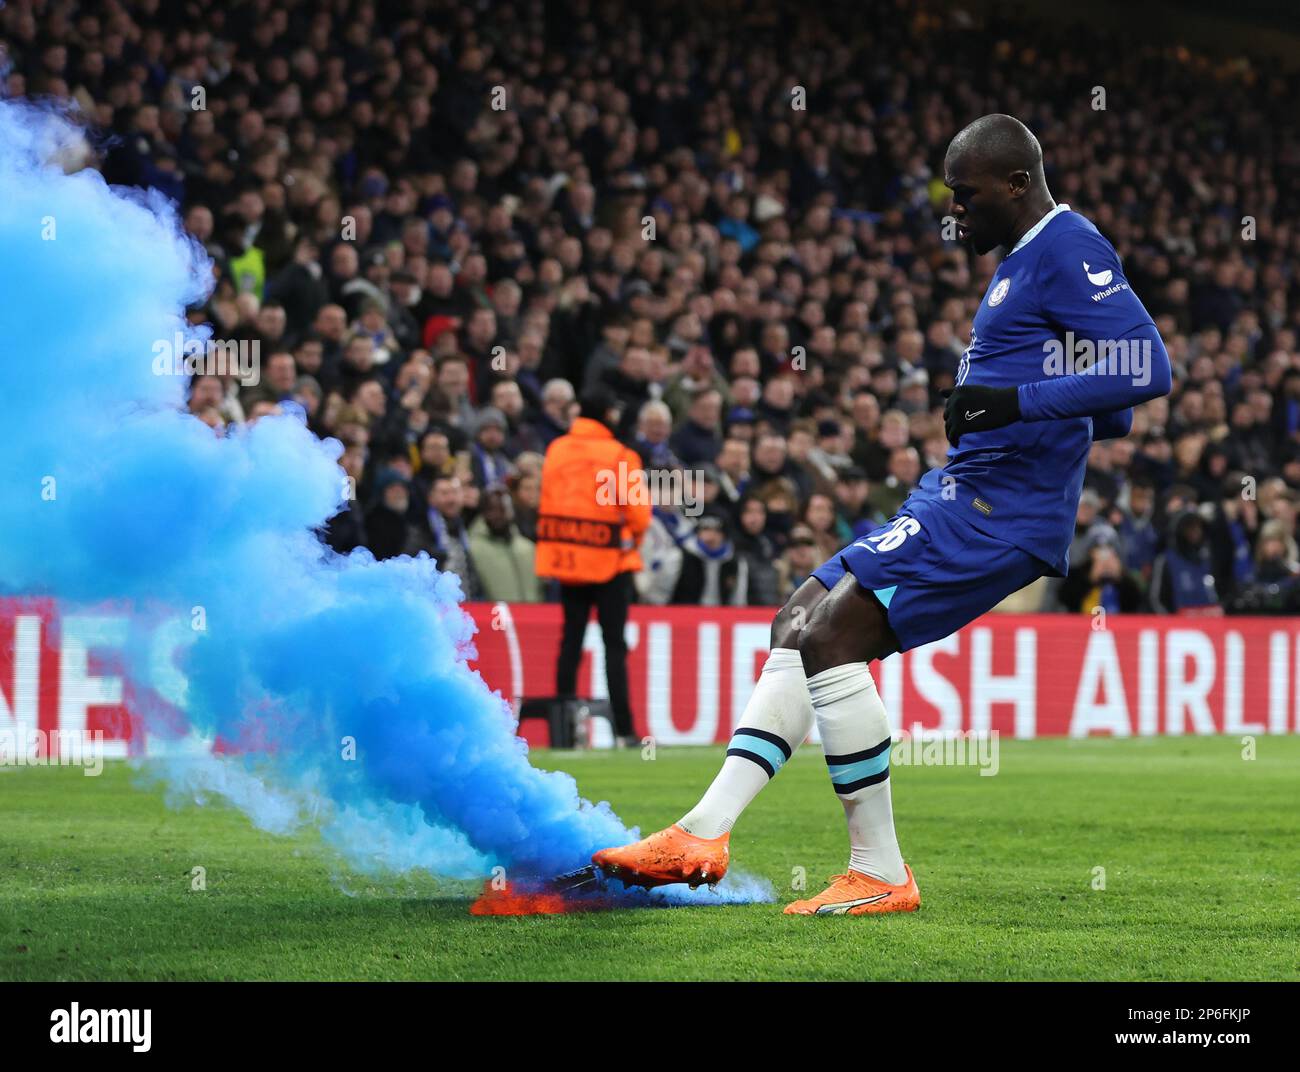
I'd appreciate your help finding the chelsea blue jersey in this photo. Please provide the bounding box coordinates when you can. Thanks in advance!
[910,207,1164,575]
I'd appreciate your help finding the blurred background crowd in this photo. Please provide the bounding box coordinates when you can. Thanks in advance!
[6,0,1300,614]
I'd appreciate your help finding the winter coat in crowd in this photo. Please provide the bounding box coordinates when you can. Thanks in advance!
[1150,510,1220,612]
[635,508,688,605]
[732,529,783,607]
[671,526,741,606]
[467,515,542,602]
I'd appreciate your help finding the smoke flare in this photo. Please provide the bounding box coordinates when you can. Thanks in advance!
[0,100,773,907]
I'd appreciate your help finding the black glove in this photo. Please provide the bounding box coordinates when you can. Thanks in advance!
[941,385,1021,446]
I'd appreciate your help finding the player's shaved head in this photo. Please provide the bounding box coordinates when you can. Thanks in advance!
[945,113,1043,182]
[943,113,1055,255]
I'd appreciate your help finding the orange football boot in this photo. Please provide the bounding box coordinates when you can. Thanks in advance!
[592,824,730,889]
[784,864,921,915]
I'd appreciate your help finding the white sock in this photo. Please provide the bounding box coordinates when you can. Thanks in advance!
[677,648,813,838]
[806,662,907,885]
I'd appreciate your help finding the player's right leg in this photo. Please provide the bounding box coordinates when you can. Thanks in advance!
[591,578,827,888]
[785,572,919,914]
[786,502,1045,915]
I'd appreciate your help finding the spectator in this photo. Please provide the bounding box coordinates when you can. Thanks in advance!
[531,378,577,449]
[715,436,751,505]
[364,469,418,561]
[598,346,652,443]
[410,474,483,599]
[833,466,885,543]
[469,486,542,603]
[671,513,740,606]
[468,407,514,488]
[633,400,683,471]
[1058,540,1146,614]
[787,420,836,499]
[1150,511,1220,613]
[352,298,400,370]
[1209,474,1261,598]
[488,380,544,457]
[670,388,725,467]
[1115,477,1161,585]
[809,418,853,485]
[1254,519,1300,583]
[868,446,922,520]
[748,431,810,505]
[664,345,729,422]
[732,496,782,606]
[323,444,368,555]
[774,524,823,602]
[800,492,842,564]
[428,356,475,440]
[499,452,536,532]
[582,312,632,394]
[1069,489,1119,570]
[634,486,687,607]
[856,410,910,483]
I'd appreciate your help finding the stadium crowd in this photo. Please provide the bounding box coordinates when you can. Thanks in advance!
[7,0,1300,614]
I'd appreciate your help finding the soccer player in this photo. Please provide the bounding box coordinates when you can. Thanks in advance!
[591,114,1172,915]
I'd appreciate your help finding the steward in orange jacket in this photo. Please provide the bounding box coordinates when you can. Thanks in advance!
[538,389,651,745]
[535,416,652,583]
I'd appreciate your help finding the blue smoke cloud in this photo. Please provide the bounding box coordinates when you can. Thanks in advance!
[0,100,772,906]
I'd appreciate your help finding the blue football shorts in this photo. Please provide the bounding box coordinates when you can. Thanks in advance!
[811,497,1047,651]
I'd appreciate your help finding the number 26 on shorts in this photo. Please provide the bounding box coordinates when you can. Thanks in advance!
[855,515,922,554]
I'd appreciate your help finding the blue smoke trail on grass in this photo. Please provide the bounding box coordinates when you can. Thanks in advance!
[0,100,772,906]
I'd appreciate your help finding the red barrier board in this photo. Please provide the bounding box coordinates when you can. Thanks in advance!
[463,603,1300,745]
[2,598,1298,753]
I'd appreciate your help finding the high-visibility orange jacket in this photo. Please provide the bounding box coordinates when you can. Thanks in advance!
[535,417,652,584]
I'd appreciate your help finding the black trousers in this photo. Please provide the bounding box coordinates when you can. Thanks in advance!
[556,572,634,737]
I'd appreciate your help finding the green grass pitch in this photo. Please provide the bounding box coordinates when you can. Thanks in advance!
[1,736,1297,981]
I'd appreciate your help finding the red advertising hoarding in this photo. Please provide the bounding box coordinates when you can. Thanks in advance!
[2,597,1298,754]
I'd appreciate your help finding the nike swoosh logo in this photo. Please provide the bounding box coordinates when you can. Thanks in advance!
[965,409,986,420]
[813,891,893,915]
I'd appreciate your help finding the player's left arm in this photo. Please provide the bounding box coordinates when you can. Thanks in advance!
[944,230,1171,442]
[1017,229,1171,419]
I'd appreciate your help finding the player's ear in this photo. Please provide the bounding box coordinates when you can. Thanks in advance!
[1007,169,1031,199]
